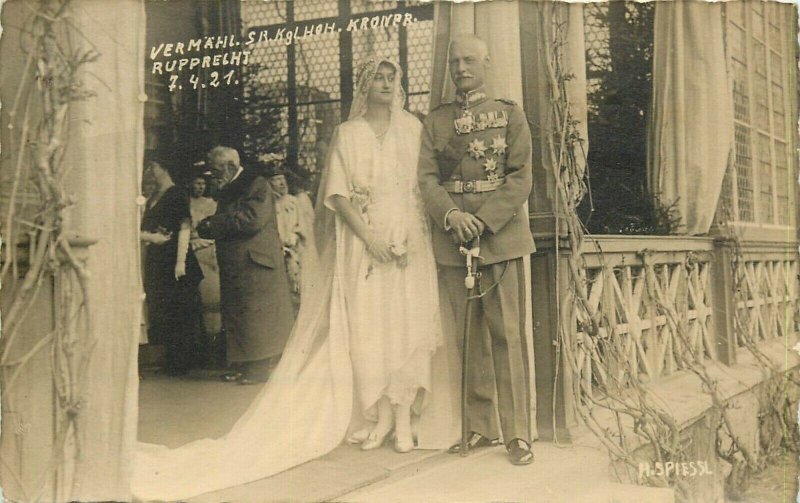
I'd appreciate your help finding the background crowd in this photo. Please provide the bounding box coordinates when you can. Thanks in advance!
[138,150,314,380]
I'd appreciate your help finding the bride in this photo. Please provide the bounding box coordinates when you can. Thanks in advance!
[132,57,460,502]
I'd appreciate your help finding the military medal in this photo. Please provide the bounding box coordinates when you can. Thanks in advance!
[468,139,487,160]
[454,109,476,135]
[483,158,499,181]
[488,111,509,128]
[490,135,508,156]
[461,111,510,134]
[475,114,489,131]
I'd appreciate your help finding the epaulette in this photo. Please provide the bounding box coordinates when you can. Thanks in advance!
[496,98,518,106]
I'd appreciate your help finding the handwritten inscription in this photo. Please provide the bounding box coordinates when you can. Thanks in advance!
[638,460,714,479]
[149,13,421,93]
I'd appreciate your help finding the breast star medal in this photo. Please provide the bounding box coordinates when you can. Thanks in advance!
[490,135,508,156]
[468,139,487,160]
[484,158,499,181]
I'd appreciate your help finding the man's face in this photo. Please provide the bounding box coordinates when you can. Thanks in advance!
[208,155,238,189]
[448,40,488,93]
[191,177,207,198]
[269,174,289,196]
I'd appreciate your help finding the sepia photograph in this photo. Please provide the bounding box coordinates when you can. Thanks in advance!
[0,0,798,502]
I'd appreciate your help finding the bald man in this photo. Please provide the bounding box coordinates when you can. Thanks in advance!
[418,34,535,465]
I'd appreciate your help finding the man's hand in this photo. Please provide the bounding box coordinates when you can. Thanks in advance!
[446,210,485,243]
[149,232,171,245]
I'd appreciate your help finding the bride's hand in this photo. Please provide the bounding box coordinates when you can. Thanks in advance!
[365,233,394,263]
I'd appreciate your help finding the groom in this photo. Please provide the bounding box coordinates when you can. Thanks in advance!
[418,34,535,465]
[196,146,295,385]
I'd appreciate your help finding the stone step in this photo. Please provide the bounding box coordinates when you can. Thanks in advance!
[573,482,675,503]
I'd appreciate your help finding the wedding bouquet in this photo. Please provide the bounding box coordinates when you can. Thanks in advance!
[350,185,374,221]
[366,240,407,280]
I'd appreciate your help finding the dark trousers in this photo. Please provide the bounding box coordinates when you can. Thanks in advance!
[440,257,532,443]
[146,279,205,373]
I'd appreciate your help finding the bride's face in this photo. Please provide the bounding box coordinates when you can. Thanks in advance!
[366,63,396,107]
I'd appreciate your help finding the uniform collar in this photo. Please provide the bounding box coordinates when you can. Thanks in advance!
[455,86,490,108]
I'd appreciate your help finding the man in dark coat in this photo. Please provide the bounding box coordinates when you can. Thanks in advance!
[417,34,535,465]
[196,146,294,384]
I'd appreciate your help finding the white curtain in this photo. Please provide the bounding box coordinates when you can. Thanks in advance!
[518,1,589,214]
[648,1,734,235]
[65,1,146,500]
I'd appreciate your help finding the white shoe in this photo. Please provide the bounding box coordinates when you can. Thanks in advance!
[361,427,392,451]
[393,432,413,453]
[392,404,414,453]
[346,427,372,444]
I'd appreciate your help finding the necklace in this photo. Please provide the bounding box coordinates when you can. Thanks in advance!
[370,122,389,139]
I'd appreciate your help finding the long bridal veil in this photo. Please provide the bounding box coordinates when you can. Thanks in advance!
[132,57,460,503]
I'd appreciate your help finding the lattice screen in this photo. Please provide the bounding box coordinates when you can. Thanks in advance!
[406,19,434,115]
[241,1,286,27]
[352,0,397,13]
[583,3,611,108]
[352,28,401,71]
[239,0,434,186]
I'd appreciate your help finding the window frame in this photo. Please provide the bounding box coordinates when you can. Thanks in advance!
[721,1,797,237]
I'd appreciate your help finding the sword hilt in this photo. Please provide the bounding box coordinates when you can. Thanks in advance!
[465,274,476,290]
[459,237,482,290]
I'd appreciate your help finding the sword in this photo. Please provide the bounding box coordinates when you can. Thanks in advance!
[458,236,482,457]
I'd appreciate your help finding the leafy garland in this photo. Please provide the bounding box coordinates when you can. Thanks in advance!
[1,1,98,500]
[537,4,798,500]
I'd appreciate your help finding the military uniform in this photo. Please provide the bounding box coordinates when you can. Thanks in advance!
[418,86,535,444]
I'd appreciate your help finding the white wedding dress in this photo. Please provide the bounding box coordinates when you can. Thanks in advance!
[132,59,461,502]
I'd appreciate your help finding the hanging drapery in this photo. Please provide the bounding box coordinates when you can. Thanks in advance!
[65,0,146,500]
[647,1,734,235]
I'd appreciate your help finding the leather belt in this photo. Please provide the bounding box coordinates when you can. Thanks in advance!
[441,177,505,194]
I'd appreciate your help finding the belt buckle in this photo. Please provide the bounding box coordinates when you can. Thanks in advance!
[463,181,475,193]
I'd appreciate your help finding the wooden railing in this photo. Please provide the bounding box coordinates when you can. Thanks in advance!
[734,242,800,347]
[568,236,799,398]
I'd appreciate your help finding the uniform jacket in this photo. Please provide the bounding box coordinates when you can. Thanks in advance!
[197,169,294,361]
[418,87,536,266]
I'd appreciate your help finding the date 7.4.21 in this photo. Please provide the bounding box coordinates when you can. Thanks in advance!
[168,70,238,92]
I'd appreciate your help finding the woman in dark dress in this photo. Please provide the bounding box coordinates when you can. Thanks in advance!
[140,159,204,375]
